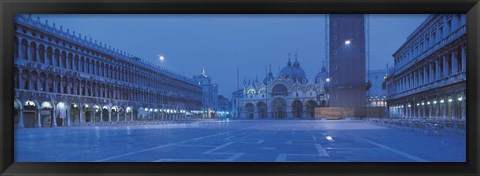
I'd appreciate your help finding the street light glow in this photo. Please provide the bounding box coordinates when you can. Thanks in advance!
[158,55,165,61]
[326,78,331,82]
[345,40,351,45]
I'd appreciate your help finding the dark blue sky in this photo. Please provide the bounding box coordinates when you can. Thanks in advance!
[36,14,428,97]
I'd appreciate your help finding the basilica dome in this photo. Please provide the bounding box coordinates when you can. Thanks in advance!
[279,58,308,83]
[315,65,329,84]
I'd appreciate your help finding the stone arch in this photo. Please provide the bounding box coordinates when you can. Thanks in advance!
[20,39,28,60]
[92,105,101,122]
[256,101,267,119]
[67,53,74,70]
[56,102,68,126]
[272,97,287,119]
[272,84,288,97]
[29,41,37,62]
[102,105,110,122]
[70,103,82,125]
[111,106,119,121]
[46,47,53,65]
[61,50,67,68]
[40,101,54,127]
[22,100,38,128]
[52,49,60,67]
[291,100,303,118]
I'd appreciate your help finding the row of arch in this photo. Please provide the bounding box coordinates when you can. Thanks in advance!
[388,91,465,120]
[14,32,201,102]
[14,68,201,107]
[14,99,191,128]
[243,98,319,119]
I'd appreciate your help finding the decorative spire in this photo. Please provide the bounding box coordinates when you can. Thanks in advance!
[293,52,300,67]
[201,67,206,76]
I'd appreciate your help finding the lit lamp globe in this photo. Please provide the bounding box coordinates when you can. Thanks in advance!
[345,40,351,45]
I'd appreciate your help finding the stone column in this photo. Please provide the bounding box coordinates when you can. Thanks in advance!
[91,109,95,123]
[18,109,25,128]
[59,49,63,68]
[79,106,84,125]
[423,66,427,85]
[461,96,466,120]
[442,99,447,120]
[130,110,134,121]
[100,110,103,122]
[26,41,31,61]
[36,77,41,91]
[451,98,456,120]
[18,70,24,90]
[428,102,433,119]
[443,55,449,77]
[435,59,441,80]
[67,109,71,126]
[452,51,458,74]
[108,109,112,122]
[52,108,57,127]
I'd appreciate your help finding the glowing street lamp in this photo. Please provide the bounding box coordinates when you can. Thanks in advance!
[158,55,165,62]
[345,40,351,45]
[326,78,331,82]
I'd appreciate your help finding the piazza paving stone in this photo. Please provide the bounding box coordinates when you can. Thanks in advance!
[14,120,466,162]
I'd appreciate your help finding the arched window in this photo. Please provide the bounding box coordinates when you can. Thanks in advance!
[271,84,288,97]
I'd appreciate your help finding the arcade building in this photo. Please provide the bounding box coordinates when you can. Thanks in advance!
[385,14,466,121]
[13,15,203,128]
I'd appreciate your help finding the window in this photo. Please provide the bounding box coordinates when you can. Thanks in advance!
[333,50,338,55]
[334,65,338,70]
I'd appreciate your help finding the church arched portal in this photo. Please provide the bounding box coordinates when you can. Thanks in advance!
[245,103,254,119]
[292,100,303,118]
[256,102,267,119]
[272,98,287,119]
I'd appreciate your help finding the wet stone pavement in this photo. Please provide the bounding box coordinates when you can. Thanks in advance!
[14,120,466,162]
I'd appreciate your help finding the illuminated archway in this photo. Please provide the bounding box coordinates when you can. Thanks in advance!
[292,100,303,118]
[272,98,286,119]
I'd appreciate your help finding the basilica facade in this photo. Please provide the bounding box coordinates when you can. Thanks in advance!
[236,56,329,119]
[13,15,203,128]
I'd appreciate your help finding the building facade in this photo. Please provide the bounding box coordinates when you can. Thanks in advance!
[385,14,466,120]
[193,69,219,118]
[328,14,368,108]
[231,89,244,119]
[236,56,329,119]
[217,95,232,118]
[13,15,203,128]
[367,69,387,107]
